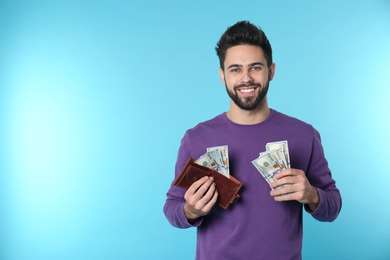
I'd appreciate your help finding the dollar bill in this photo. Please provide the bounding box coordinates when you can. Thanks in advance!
[195,153,219,171]
[253,140,291,189]
[207,145,229,178]
[195,145,230,178]
[252,152,282,184]
[267,149,287,170]
[266,140,290,168]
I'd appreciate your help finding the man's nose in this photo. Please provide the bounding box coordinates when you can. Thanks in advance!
[241,70,254,83]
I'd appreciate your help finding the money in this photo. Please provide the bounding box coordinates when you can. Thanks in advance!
[195,153,219,171]
[252,152,283,184]
[266,140,290,168]
[252,140,291,189]
[195,145,230,178]
[207,145,229,177]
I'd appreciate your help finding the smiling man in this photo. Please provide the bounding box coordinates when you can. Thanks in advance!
[164,21,342,260]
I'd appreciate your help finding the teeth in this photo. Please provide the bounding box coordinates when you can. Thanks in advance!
[240,88,254,93]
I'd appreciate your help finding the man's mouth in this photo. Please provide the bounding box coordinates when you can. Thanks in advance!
[239,88,256,93]
[235,84,261,96]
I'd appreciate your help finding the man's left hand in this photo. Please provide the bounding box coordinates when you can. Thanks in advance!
[269,168,319,212]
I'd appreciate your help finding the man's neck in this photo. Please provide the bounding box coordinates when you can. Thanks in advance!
[226,100,271,125]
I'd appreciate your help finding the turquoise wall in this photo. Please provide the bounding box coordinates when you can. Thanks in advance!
[1,0,389,259]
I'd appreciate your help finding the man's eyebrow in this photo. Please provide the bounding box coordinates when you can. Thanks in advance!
[227,64,242,69]
[248,62,265,67]
[226,62,265,69]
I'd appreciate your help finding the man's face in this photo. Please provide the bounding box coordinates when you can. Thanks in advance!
[219,45,275,111]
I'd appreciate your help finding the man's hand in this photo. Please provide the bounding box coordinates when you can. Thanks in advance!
[184,176,218,224]
[269,168,319,212]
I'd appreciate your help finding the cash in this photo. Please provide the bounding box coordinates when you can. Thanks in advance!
[252,140,291,189]
[196,145,230,178]
[266,140,290,168]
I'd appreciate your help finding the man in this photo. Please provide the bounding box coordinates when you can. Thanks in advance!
[163,21,341,259]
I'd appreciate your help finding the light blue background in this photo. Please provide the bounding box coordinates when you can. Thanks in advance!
[1,0,389,259]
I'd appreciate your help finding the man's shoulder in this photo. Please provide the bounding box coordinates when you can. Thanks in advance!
[188,113,226,132]
[180,113,227,152]
[273,110,314,129]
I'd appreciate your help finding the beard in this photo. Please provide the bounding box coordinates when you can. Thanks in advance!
[225,81,269,111]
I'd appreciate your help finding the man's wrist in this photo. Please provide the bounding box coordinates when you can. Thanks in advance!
[184,203,199,224]
[307,186,319,212]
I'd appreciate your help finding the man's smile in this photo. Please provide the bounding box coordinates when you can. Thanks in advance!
[238,88,256,93]
[234,84,261,96]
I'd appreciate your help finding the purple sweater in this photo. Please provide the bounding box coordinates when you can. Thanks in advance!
[164,110,341,260]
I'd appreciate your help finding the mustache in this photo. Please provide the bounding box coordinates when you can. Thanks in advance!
[234,83,262,90]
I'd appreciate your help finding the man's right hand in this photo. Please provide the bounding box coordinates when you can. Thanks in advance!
[183,176,218,224]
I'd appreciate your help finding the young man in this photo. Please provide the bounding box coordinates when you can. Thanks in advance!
[163,21,342,259]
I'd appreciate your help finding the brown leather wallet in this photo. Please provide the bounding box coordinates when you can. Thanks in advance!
[173,157,242,209]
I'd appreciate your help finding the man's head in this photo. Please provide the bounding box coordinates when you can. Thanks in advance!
[216,21,275,111]
[215,21,273,70]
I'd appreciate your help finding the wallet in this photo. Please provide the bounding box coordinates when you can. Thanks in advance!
[173,157,242,209]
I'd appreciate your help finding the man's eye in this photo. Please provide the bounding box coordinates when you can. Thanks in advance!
[231,68,240,73]
[251,66,261,71]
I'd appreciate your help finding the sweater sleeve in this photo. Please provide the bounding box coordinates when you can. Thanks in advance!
[304,128,342,222]
[163,131,203,228]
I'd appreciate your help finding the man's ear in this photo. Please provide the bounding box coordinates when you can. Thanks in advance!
[219,67,226,85]
[268,63,276,81]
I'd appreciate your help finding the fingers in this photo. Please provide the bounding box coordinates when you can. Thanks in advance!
[191,178,217,208]
[269,168,317,204]
[273,168,301,179]
[270,169,301,199]
[187,176,213,197]
[200,186,219,213]
[184,176,218,220]
[270,169,304,189]
[270,185,302,201]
